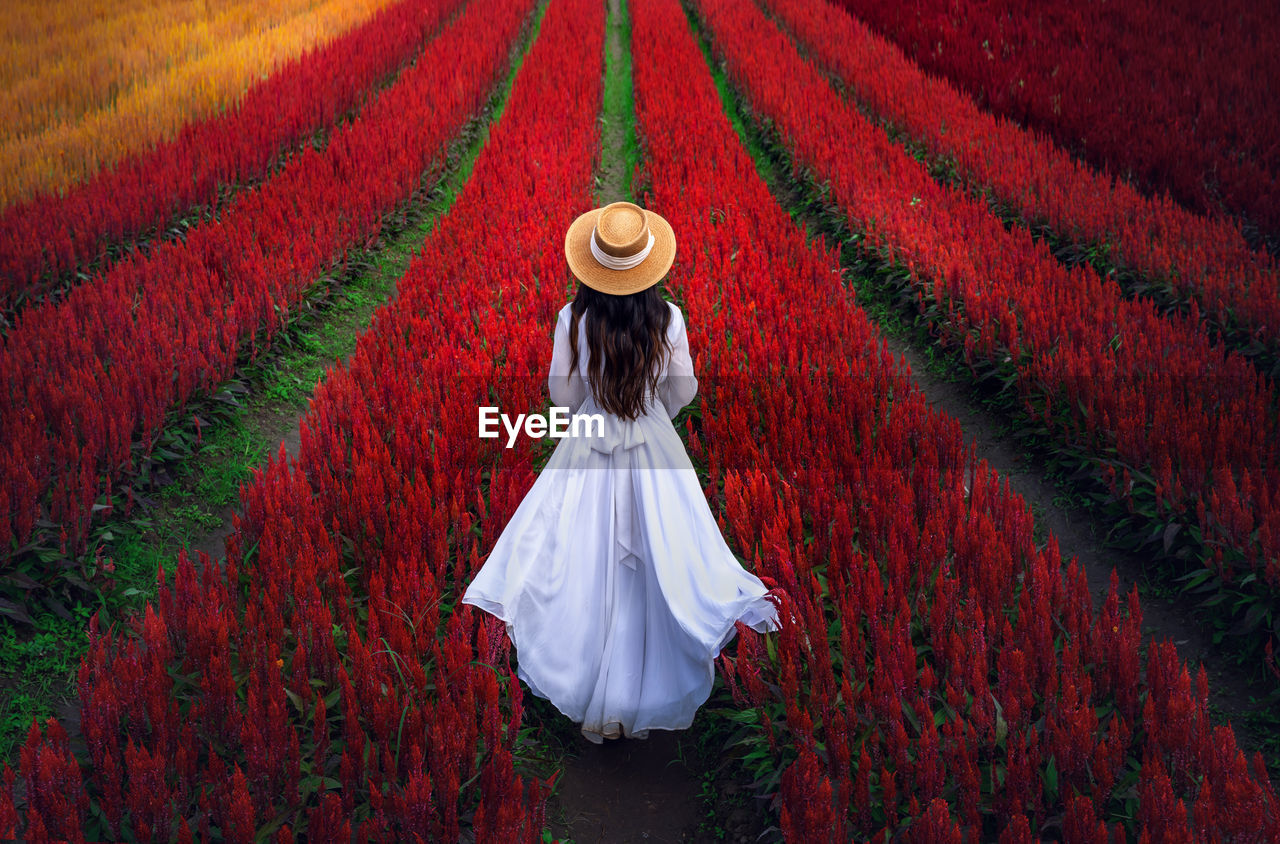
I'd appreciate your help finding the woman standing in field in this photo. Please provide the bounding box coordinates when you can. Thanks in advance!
[462,200,781,744]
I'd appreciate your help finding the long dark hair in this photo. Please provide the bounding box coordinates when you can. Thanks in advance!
[567,283,673,421]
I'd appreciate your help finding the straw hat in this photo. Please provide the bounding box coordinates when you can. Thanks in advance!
[564,201,676,295]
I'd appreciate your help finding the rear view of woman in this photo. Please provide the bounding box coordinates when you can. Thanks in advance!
[462,200,781,744]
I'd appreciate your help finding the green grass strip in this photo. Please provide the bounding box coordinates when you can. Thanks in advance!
[599,0,639,204]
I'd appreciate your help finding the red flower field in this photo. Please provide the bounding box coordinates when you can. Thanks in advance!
[0,0,1276,839]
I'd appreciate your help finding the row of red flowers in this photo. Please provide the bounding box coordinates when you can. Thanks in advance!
[832,0,1280,239]
[761,0,1279,372]
[0,0,603,835]
[0,0,464,313]
[690,0,1280,598]
[0,0,536,563]
[633,0,1280,836]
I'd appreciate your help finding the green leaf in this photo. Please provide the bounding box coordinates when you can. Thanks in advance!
[0,598,33,625]
[1043,755,1059,801]
[900,699,921,734]
[1200,592,1228,608]
[284,687,306,715]
[992,694,1008,747]
[1176,568,1213,589]
[1228,601,1269,636]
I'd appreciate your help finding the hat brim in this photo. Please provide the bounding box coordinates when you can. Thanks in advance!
[564,206,676,295]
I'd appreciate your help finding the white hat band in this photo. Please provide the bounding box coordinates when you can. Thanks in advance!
[591,226,654,271]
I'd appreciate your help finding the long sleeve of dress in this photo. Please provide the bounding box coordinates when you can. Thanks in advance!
[548,307,587,413]
[659,306,698,419]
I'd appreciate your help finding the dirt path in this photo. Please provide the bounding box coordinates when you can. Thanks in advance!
[884,335,1278,777]
[536,1,719,841]
[546,732,702,842]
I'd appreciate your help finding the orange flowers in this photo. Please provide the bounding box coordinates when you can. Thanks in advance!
[0,0,467,306]
[0,0,403,210]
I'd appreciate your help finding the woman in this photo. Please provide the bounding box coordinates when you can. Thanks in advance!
[461,200,781,744]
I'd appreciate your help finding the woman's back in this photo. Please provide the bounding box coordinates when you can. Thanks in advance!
[548,300,697,422]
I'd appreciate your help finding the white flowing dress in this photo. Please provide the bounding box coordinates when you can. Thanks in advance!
[461,301,781,743]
